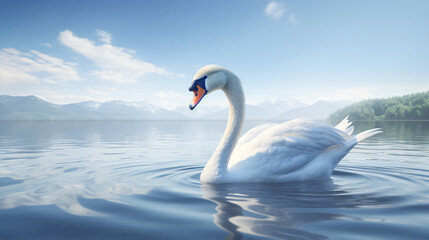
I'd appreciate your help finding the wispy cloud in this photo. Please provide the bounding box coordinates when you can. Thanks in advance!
[58,29,170,83]
[30,89,94,104]
[0,48,80,84]
[334,87,376,101]
[43,43,53,48]
[153,91,189,110]
[96,29,112,44]
[30,89,113,104]
[289,12,296,23]
[87,87,109,97]
[294,87,377,104]
[265,1,286,20]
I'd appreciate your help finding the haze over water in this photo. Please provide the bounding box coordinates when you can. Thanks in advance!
[1,120,429,239]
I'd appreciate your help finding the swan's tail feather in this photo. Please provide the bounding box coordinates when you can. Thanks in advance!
[345,125,354,136]
[355,128,382,142]
[335,116,354,135]
[336,116,382,143]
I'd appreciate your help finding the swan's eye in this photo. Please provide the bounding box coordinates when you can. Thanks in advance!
[188,82,199,92]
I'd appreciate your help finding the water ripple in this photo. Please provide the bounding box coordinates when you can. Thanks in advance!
[1,121,429,240]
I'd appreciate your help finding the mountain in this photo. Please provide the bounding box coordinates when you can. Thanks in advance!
[258,96,307,113]
[199,96,308,120]
[0,95,56,120]
[197,98,348,121]
[328,91,429,122]
[73,100,187,120]
[0,95,186,120]
[198,104,270,120]
[0,95,353,121]
[174,105,223,119]
[198,104,284,120]
[0,95,108,120]
[273,101,353,120]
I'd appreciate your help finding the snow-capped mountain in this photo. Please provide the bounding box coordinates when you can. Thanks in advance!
[198,96,308,120]
[0,95,353,120]
[258,96,307,113]
[0,95,186,120]
[174,105,223,119]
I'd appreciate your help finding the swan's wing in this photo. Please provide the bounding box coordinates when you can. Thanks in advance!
[237,123,278,146]
[229,119,348,177]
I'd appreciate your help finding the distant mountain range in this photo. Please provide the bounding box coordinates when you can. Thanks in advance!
[0,95,351,120]
[273,100,352,120]
[198,96,310,120]
[0,95,186,120]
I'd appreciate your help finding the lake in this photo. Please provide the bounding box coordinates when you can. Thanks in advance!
[1,120,429,239]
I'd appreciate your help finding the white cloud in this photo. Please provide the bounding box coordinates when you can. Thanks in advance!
[0,48,80,84]
[153,91,189,110]
[334,87,376,101]
[30,89,113,104]
[30,90,93,104]
[58,30,170,83]
[265,1,286,20]
[289,12,296,23]
[43,43,53,48]
[293,87,377,104]
[87,87,108,97]
[96,29,112,44]
[154,91,186,99]
[177,73,186,78]
[0,65,38,84]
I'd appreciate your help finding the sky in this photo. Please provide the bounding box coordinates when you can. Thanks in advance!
[0,0,428,110]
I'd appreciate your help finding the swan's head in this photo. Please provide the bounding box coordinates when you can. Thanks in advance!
[188,65,227,110]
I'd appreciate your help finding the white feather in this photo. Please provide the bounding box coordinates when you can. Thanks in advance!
[195,66,382,183]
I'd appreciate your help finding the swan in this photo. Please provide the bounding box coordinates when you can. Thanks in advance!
[188,65,381,183]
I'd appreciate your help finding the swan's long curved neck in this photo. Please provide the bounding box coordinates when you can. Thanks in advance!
[201,72,245,182]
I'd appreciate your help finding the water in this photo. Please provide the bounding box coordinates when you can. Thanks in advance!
[0,120,428,240]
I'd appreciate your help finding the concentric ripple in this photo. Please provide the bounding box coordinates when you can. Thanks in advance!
[1,120,429,240]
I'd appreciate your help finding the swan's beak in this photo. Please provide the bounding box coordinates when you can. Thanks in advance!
[189,85,207,110]
[188,76,208,110]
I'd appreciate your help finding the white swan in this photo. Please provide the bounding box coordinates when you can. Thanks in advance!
[188,65,381,183]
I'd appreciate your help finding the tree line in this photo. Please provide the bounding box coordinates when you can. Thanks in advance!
[328,91,429,122]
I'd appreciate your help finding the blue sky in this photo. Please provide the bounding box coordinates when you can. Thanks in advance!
[0,0,428,109]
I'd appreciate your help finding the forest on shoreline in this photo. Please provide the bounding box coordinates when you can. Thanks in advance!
[328,91,429,123]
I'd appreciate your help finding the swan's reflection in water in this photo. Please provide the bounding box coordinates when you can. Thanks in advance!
[201,180,365,240]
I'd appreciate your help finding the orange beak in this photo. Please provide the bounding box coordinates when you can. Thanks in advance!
[189,85,207,110]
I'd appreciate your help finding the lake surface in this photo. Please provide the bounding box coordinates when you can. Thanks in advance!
[0,120,428,240]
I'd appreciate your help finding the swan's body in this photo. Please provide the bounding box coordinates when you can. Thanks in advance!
[188,65,381,183]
